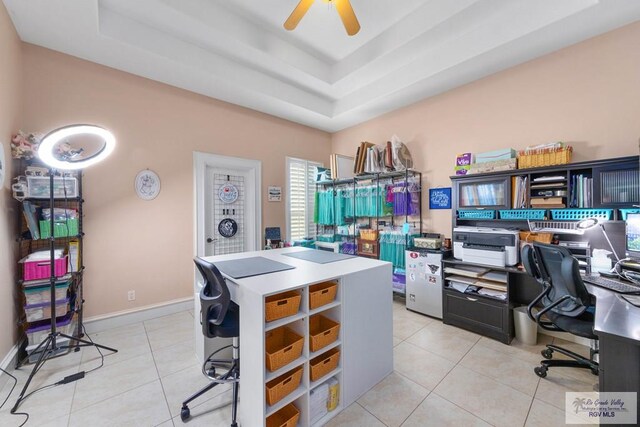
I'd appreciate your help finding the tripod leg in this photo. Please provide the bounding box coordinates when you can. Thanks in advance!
[231,366,239,427]
[11,336,54,413]
[57,333,118,354]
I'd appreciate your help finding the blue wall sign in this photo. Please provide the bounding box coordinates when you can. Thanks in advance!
[429,187,452,210]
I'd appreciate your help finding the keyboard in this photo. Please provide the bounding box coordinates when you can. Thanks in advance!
[583,274,640,294]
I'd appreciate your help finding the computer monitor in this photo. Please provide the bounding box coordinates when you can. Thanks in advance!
[625,213,640,260]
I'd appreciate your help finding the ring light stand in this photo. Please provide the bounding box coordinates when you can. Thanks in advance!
[11,125,118,414]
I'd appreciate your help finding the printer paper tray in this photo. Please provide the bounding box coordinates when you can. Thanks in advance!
[463,247,506,268]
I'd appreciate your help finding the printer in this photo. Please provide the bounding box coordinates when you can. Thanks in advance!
[453,227,519,267]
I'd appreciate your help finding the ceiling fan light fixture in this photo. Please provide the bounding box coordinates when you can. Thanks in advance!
[284,0,360,36]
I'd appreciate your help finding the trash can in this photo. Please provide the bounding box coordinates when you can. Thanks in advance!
[513,306,538,345]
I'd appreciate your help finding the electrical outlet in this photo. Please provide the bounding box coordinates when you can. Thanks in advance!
[127,290,135,301]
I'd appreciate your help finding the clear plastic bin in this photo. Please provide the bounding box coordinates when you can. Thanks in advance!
[24,298,69,322]
[26,176,78,198]
[26,314,76,346]
[23,282,70,305]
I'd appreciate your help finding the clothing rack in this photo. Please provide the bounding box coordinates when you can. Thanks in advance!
[314,169,422,259]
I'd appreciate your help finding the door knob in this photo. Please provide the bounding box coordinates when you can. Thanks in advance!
[207,237,217,243]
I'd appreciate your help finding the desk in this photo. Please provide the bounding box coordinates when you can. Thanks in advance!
[582,281,640,421]
[201,247,393,427]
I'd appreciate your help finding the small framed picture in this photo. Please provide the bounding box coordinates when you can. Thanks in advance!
[429,187,452,210]
[268,186,282,202]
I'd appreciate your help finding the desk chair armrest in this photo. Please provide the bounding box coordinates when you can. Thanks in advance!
[527,282,550,322]
[533,294,573,331]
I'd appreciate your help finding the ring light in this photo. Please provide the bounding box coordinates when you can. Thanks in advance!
[38,124,116,170]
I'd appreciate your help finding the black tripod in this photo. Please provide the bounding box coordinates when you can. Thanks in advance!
[11,170,118,414]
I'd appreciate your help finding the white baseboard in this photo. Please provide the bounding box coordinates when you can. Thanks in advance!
[83,297,194,334]
[0,340,24,390]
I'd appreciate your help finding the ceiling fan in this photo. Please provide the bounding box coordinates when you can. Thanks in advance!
[284,0,361,36]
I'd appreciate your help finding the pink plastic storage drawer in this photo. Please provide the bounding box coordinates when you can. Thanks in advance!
[22,256,68,281]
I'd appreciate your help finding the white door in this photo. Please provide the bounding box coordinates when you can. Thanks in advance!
[194,152,261,363]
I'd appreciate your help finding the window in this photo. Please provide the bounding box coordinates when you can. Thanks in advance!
[286,157,322,242]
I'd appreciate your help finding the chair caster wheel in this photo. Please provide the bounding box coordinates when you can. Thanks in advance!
[534,366,548,378]
[180,406,190,422]
[541,349,553,359]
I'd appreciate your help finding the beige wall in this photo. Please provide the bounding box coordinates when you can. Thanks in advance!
[20,45,332,318]
[5,18,640,347]
[332,22,640,238]
[0,3,22,358]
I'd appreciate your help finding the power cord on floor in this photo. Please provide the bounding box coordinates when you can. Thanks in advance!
[2,326,107,426]
[81,323,105,375]
[0,367,29,427]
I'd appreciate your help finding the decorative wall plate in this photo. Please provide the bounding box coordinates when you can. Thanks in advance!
[218,182,239,204]
[218,218,238,238]
[135,169,161,200]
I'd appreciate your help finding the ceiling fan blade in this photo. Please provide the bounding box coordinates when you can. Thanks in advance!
[334,0,360,36]
[284,0,316,31]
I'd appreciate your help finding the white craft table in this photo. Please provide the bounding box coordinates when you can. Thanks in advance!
[200,247,393,427]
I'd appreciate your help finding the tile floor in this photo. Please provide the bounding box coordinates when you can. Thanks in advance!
[0,300,598,426]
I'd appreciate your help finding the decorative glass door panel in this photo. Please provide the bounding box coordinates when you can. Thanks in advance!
[457,178,510,208]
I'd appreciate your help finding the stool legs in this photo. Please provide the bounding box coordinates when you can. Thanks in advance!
[181,337,240,426]
[231,337,239,427]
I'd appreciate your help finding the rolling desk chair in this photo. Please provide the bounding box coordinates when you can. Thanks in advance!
[181,257,240,427]
[522,243,599,378]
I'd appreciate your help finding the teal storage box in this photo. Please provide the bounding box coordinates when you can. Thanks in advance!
[475,149,516,164]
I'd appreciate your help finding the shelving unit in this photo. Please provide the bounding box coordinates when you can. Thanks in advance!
[15,163,86,364]
[442,259,514,344]
[452,156,639,226]
[315,169,422,243]
[314,169,423,295]
[262,281,343,427]
[447,155,640,343]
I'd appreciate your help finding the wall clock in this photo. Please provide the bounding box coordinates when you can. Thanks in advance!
[135,169,161,200]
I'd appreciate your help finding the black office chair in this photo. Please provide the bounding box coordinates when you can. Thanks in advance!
[522,242,599,378]
[181,257,240,427]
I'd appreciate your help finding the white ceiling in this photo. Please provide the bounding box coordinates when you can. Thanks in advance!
[4,0,640,132]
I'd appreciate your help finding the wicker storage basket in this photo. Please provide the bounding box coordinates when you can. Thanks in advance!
[265,366,303,406]
[266,403,300,427]
[309,315,340,352]
[265,291,302,322]
[517,146,572,169]
[359,229,378,240]
[519,231,553,244]
[308,281,338,310]
[265,327,304,372]
[309,347,340,382]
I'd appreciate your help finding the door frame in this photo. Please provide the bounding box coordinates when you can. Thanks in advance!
[194,151,262,258]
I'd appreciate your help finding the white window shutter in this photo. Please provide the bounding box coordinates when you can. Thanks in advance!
[287,158,322,242]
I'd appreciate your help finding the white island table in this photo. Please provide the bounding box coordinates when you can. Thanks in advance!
[201,247,393,427]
